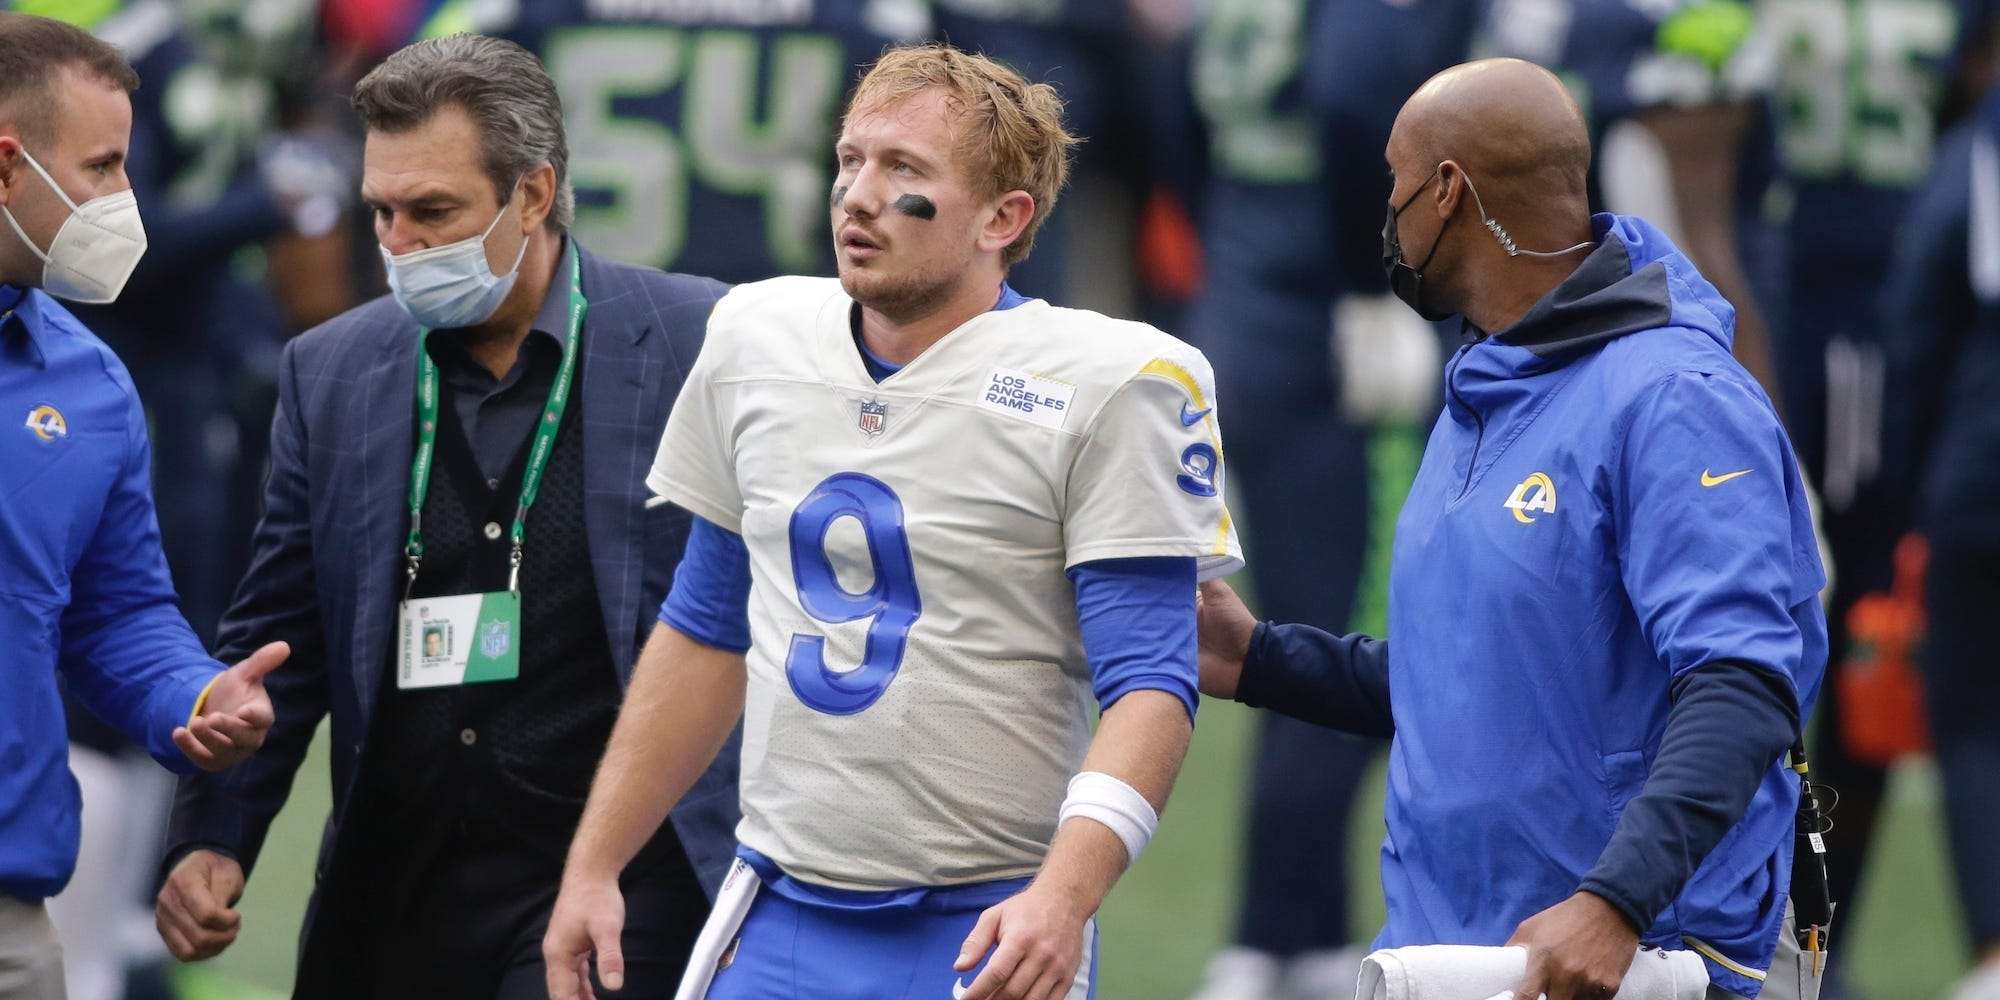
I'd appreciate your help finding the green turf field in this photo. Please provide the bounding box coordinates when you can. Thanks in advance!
[189,708,1970,999]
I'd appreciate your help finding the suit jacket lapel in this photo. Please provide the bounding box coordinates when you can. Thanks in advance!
[578,250,656,674]
[353,328,418,719]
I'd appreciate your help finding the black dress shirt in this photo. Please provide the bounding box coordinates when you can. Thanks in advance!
[426,242,574,483]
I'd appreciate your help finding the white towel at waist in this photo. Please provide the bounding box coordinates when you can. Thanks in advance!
[1354,944,1711,1000]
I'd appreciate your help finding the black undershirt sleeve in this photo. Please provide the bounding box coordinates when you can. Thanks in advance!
[1234,622,1394,738]
[1235,626,1796,931]
[1579,659,1799,931]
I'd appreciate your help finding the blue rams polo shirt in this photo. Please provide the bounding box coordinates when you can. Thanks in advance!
[0,283,221,900]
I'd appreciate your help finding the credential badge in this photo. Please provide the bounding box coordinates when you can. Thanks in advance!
[858,398,888,438]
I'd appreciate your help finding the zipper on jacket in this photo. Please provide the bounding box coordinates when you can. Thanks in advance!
[1445,346,1485,501]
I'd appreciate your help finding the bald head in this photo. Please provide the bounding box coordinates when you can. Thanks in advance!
[1380,59,1597,331]
[1389,59,1591,211]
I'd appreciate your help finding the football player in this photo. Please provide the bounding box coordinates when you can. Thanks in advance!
[1758,0,1973,974]
[544,43,1242,1000]
[1878,68,2000,1000]
[416,0,930,284]
[1471,0,1784,395]
[1184,1,1478,992]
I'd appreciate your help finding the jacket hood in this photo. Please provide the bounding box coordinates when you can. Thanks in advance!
[1471,213,1735,370]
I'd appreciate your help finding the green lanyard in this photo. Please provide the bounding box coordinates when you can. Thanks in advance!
[405,242,586,595]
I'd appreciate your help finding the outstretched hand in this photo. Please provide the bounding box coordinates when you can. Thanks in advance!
[1195,579,1256,700]
[174,641,288,771]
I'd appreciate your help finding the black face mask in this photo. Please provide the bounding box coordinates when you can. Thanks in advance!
[1382,169,1456,321]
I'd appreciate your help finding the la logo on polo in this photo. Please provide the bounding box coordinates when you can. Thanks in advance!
[23,403,66,443]
[1504,471,1557,523]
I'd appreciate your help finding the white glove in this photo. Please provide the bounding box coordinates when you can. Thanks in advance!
[1334,293,1442,424]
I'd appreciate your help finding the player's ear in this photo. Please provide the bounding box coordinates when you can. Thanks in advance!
[518,161,557,232]
[978,189,1035,256]
[0,134,19,206]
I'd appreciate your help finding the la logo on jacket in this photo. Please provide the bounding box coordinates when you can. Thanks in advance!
[1504,471,1557,523]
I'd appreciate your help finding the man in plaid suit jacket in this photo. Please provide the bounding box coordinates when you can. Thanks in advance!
[155,35,739,999]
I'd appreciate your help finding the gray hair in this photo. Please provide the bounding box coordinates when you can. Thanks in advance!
[352,34,574,230]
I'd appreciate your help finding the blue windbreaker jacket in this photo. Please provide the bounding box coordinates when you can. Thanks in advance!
[1,286,219,900]
[1378,214,1827,996]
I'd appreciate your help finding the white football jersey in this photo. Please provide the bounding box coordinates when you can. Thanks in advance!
[648,276,1243,890]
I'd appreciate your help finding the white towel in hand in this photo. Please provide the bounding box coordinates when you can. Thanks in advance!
[1354,944,1710,1000]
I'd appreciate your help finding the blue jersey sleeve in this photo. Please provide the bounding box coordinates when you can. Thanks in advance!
[58,386,221,773]
[1068,557,1199,721]
[1613,371,1828,712]
[659,516,753,653]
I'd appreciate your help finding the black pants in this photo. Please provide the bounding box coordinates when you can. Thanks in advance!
[1925,531,2000,952]
[1235,716,1379,955]
[334,826,707,999]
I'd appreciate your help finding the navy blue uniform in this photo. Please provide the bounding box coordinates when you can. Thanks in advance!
[928,0,1143,303]
[1475,0,1754,125]
[1307,0,1478,292]
[441,0,922,285]
[1471,0,1771,217]
[1187,0,1436,963]
[1764,0,1963,515]
[1760,0,1968,945]
[1880,89,2000,954]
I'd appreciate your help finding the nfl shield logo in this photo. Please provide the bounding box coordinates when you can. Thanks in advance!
[478,619,511,658]
[857,399,887,437]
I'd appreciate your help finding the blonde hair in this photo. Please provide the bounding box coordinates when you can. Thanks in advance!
[847,44,1077,266]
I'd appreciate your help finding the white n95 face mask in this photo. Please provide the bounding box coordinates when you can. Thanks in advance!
[380,193,528,329]
[1,145,148,304]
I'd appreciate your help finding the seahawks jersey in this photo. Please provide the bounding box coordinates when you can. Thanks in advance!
[1761,0,1965,277]
[926,0,1135,302]
[1474,0,1762,131]
[1304,0,1479,294]
[1192,0,1340,300]
[648,277,1243,890]
[442,0,930,283]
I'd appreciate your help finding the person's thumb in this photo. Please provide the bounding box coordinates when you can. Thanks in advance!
[1508,948,1548,1000]
[590,912,625,991]
[207,855,245,907]
[231,641,290,686]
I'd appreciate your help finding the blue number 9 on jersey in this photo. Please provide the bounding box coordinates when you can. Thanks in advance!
[786,472,923,715]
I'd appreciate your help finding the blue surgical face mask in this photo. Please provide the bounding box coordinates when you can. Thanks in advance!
[379,191,527,328]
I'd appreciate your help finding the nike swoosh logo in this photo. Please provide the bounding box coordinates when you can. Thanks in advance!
[1701,468,1753,487]
[1180,402,1212,426]
[953,979,970,999]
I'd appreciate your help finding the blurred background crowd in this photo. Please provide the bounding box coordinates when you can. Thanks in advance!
[12,0,1996,997]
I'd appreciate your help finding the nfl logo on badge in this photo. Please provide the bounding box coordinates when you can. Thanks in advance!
[857,398,887,438]
[479,619,511,658]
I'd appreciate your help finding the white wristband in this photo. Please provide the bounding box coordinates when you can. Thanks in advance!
[1057,770,1159,867]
